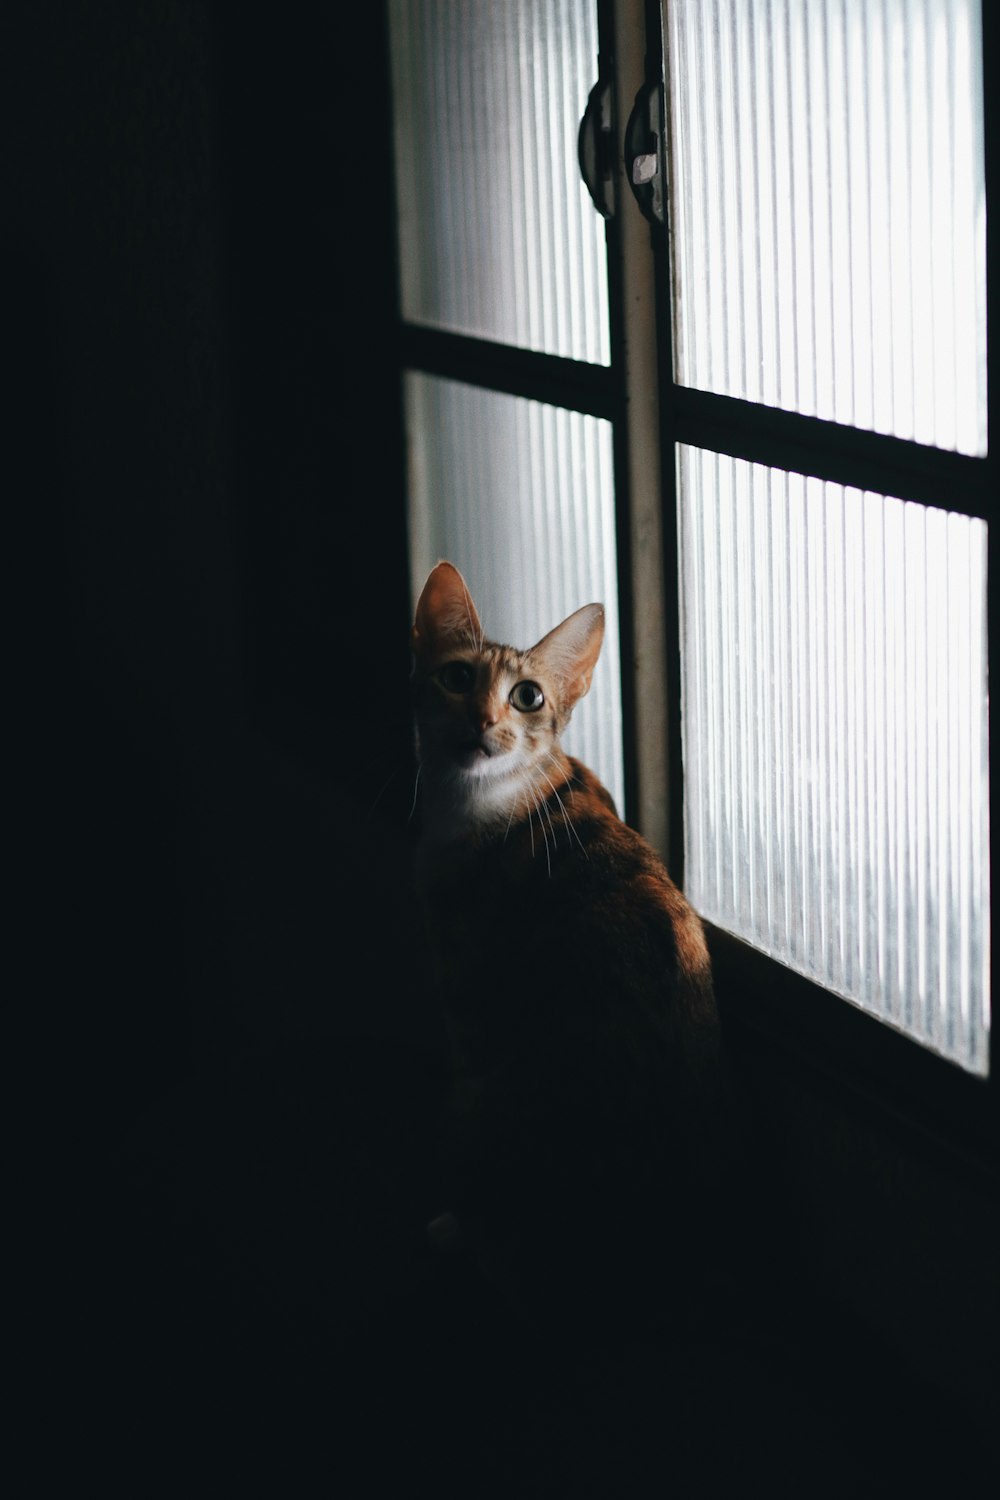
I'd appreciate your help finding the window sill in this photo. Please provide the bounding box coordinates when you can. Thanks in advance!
[707,922,999,1176]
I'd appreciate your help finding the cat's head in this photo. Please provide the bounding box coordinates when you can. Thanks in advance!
[411,561,604,830]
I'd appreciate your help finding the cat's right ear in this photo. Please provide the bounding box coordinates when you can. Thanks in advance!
[529,603,605,709]
[412,561,483,660]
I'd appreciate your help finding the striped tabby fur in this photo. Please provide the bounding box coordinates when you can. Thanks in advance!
[411,561,727,1337]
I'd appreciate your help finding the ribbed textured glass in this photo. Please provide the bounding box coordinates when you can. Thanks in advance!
[406,373,624,810]
[389,0,610,364]
[665,0,987,456]
[679,446,990,1074]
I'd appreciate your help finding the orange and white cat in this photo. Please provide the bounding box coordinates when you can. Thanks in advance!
[411,561,727,1336]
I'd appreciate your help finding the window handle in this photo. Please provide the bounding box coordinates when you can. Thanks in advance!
[624,79,665,225]
[578,70,616,220]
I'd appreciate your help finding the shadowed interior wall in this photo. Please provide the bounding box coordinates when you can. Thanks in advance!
[9,0,416,1145]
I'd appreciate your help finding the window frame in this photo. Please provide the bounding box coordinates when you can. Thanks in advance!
[385,0,997,1158]
[651,0,997,1153]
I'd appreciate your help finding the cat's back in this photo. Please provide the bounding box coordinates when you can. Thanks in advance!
[423,755,729,1323]
[546,757,716,1035]
[419,754,716,1069]
[512,756,710,979]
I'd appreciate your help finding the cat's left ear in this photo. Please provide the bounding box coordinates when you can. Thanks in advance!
[529,604,605,708]
[412,560,483,660]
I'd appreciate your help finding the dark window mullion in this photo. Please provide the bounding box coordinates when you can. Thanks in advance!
[670,385,993,519]
[398,324,618,421]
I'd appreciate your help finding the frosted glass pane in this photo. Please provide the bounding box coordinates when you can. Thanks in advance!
[406,373,624,809]
[389,0,610,365]
[665,0,987,456]
[678,446,990,1074]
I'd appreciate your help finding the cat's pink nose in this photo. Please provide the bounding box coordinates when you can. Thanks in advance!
[475,704,498,731]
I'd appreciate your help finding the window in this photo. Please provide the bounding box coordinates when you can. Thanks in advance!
[664,0,990,1076]
[386,0,993,1093]
[389,0,627,808]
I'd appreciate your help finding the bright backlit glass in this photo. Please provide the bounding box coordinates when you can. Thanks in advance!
[389,0,610,365]
[665,0,987,456]
[679,447,990,1074]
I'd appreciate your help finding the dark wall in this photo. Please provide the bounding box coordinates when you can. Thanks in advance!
[10,1,420,1150]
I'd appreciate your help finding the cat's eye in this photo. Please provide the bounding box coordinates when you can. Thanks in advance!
[509,680,544,712]
[437,661,475,694]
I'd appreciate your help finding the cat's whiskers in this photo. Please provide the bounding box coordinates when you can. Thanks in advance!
[527,786,552,877]
[409,761,422,822]
[503,793,519,844]
[536,776,560,851]
[540,756,588,859]
[365,761,404,818]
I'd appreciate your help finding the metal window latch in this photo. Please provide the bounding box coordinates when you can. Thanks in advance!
[578,69,616,219]
[624,78,666,226]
